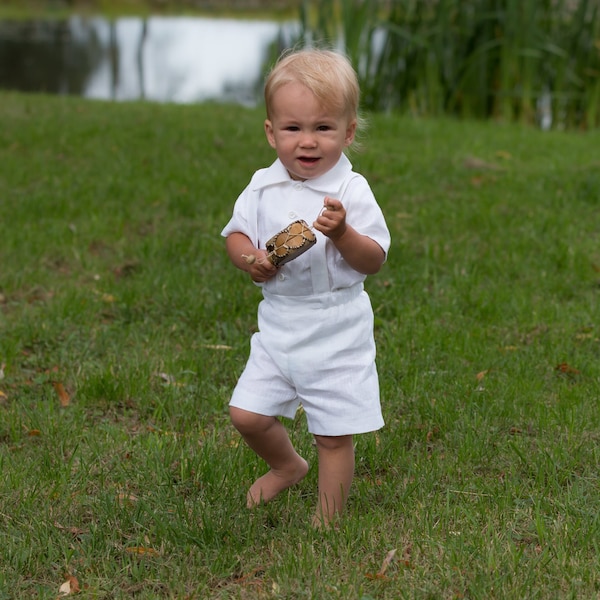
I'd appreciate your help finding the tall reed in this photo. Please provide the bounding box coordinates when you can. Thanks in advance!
[298,0,600,129]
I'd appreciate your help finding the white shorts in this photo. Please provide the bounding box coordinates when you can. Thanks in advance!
[229,284,384,436]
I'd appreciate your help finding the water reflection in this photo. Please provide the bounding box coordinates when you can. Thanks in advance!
[0,16,297,105]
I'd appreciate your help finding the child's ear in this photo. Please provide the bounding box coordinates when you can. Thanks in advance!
[345,119,357,146]
[264,120,277,149]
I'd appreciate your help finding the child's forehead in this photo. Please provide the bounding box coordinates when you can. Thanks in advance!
[270,81,344,113]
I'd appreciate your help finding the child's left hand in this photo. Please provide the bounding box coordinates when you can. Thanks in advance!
[313,197,347,241]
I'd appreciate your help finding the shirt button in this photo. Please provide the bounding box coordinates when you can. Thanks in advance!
[278,273,286,281]
[293,182,303,191]
[288,211,297,219]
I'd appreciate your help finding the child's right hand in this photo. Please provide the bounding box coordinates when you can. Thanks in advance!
[246,251,277,283]
[226,233,278,282]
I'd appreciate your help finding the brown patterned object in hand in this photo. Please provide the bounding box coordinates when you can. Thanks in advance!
[265,220,316,267]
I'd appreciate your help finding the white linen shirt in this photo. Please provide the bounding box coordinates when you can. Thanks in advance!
[221,154,390,297]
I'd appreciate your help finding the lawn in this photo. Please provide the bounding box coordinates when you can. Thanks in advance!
[0,91,599,599]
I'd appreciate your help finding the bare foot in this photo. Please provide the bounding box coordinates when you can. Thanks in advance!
[247,456,309,508]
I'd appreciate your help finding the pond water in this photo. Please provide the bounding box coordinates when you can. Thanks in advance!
[0,16,298,105]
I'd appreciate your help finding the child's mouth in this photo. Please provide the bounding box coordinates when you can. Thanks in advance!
[298,156,319,165]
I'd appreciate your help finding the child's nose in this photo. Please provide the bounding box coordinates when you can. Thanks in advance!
[299,131,317,147]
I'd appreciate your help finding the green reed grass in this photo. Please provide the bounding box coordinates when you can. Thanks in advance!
[1,92,599,598]
[300,0,600,129]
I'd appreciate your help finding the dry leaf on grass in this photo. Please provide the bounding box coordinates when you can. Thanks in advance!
[52,382,71,407]
[476,370,489,381]
[125,546,160,556]
[154,372,184,386]
[378,548,397,575]
[470,175,497,187]
[57,575,80,596]
[200,344,233,350]
[464,155,504,171]
[233,567,266,586]
[113,260,141,279]
[54,522,88,537]
[555,362,581,375]
[365,548,397,580]
[117,492,139,505]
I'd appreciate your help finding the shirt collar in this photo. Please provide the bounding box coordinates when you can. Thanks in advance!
[252,154,353,194]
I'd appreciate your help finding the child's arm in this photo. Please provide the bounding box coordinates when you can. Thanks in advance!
[313,197,385,275]
[226,232,277,283]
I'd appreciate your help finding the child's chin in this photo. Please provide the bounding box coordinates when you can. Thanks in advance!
[295,164,324,179]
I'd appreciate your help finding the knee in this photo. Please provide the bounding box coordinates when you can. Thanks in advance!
[230,406,274,435]
[314,434,354,452]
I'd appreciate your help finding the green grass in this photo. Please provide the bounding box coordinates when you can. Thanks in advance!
[1,91,599,599]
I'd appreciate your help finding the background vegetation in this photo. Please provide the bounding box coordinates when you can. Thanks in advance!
[298,0,600,128]
[1,90,599,598]
[0,0,302,19]
[2,0,599,129]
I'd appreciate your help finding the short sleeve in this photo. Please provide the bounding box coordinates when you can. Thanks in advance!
[221,184,259,245]
[343,175,391,259]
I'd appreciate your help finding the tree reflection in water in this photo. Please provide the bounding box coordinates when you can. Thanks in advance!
[0,16,296,104]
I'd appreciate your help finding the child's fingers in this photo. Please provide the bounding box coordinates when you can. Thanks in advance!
[323,196,343,211]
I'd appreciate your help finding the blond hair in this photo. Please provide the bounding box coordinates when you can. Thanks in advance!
[264,48,362,130]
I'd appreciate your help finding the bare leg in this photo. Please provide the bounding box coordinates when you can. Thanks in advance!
[230,406,308,507]
[313,434,355,527]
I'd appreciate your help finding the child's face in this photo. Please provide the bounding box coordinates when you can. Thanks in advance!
[264,81,356,181]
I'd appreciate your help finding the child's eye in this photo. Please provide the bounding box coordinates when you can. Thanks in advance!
[317,125,332,131]
[286,126,300,131]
